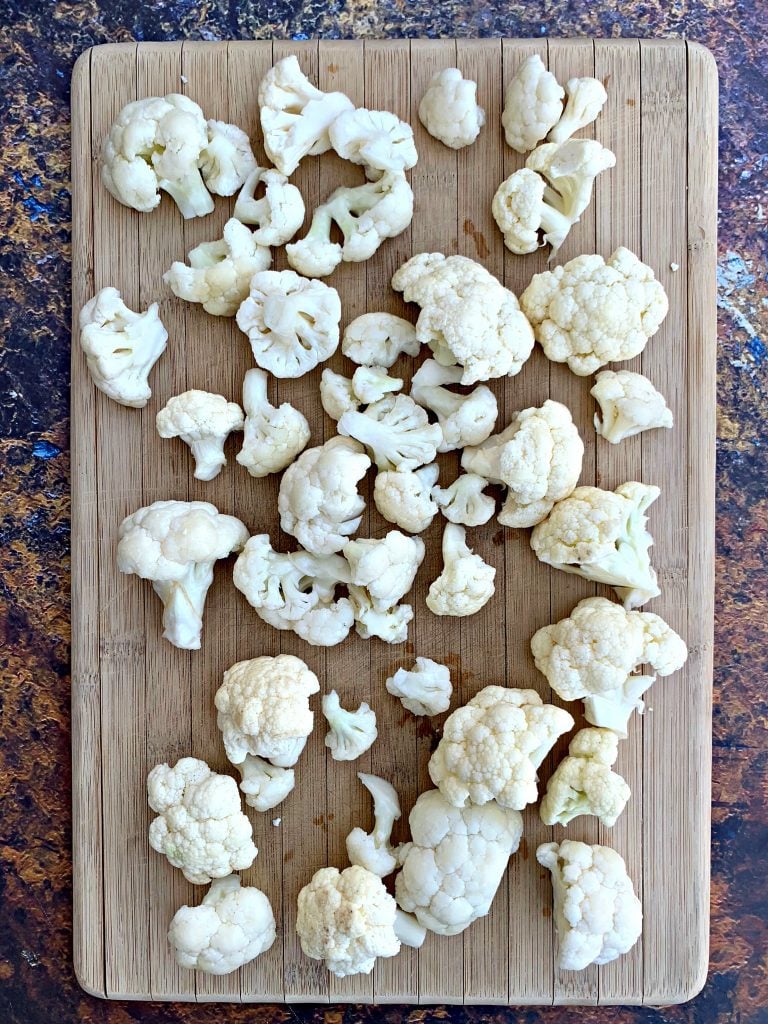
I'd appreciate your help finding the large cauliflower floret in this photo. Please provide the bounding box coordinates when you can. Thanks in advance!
[236,368,311,478]
[237,269,341,379]
[343,531,425,612]
[520,247,669,376]
[168,874,276,975]
[547,77,609,145]
[346,773,401,878]
[539,728,631,828]
[329,107,418,175]
[410,359,498,452]
[418,68,486,149]
[374,464,440,534]
[278,436,371,555]
[531,595,688,736]
[348,585,414,644]
[236,754,295,812]
[214,655,320,767]
[156,389,244,481]
[164,218,271,317]
[78,287,168,408]
[385,656,452,716]
[338,394,443,472]
[147,757,257,885]
[258,55,354,175]
[322,690,378,762]
[530,482,662,609]
[431,473,495,528]
[341,312,421,368]
[395,789,523,936]
[428,685,574,810]
[536,840,642,971]
[426,523,496,618]
[502,54,564,153]
[591,369,674,444]
[199,119,257,197]
[233,167,306,246]
[117,500,248,649]
[462,400,584,528]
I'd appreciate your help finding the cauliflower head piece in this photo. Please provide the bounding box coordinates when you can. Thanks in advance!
[236,368,311,478]
[426,523,496,618]
[156,389,244,481]
[329,107,418,175]
[338,394,442,472]
[322,690,378,762]
[236,754,296,812]
[320,368,359,422]
[431,473,496,528]
[233,167,306,246]
[418,67,486,149]
[348,585,414,645]
[373,464,439,534]
[540,728,631,828]
[343,530,425,612]
[385,656,452,716]
[199,119,257,197]
[346,772,402,878]
[592,369,674,444]
[502,54,564,153]
[547,76,608,145]
[341,312,420,368]
[410,358,498,452]
[351,365,403,405]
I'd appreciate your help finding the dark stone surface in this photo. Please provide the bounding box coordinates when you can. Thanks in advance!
[0,1,766,1022]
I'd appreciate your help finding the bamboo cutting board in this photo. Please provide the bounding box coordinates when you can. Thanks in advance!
[70,39,717,1005]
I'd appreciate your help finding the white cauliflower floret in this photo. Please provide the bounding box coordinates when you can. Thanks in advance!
[410,359,498,452]
[491,168,547,256]
[348,585,414,645]
[117,500,248,649]
[531,595,688,736]
[233,167,305,246]
[329,107,418,175]
[200,119,257,197]
[322,690,378,761]
[385,656,452,716]
[537,840,642,971]
[156,389,244,481]
[168,874,276,974]
[418,68,485,149]
[236,755,296,812]
[338,394,442,472]
[286,172,414,279]
[431,474,495,527]
[78,287,168,408]
[342,312,420,367]
[540,728,631,828]
[374,464,440,534]
[346,772,401,877]
[236,368,310,478]
[520,247,669,376]
[164,218,271,317]
[395,789,523,936]
[548,77,608,145]
[292,598,355,647]
[320,368,359,421]
[591,370,674,443]
[258,55,353,175]
[352,365,403,404]
[530,482,662,609]
[147,757,257,885]
[502,54,564,153]
[278,436,371,555]
[429,685,574,810]
[214,655,320,767]
[462,400,583,528]
[343,531,425,611]
[426,523,496,618]
[237,269,341,379]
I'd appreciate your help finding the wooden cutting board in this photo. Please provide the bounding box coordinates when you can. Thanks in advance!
[70,38,717,1005]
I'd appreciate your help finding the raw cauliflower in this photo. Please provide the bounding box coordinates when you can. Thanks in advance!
[233,167,306,246]
[539,728,631,828]
[547,77,608,145]
[348,585,414,645]
[410,358,498,452]
[343,531,425,612]
[426,523,496,618]
[374,464,440,534]
[418,68,485,149]
[236,368,311,478]
[237,754,296,812]
[341,312,421,367]
[322,690,378,761]
[199,119,257,197]
[502,54,564,153]
[338,393,443,472]
[385,656,452,716]
[591,370,674,443]
[320,368,359,421]
[329,107,418,175]
[351,365,403,405]
[346,773,401,878]
[431,474,495,527]
[156,389,244,481]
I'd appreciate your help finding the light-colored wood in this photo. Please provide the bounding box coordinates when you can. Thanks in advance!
[70,39,717,1005]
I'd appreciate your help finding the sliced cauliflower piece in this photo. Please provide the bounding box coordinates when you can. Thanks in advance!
[431,473,495,527]
[338,393,442,472]
[156,389,244,481]
[530,482,662,609]
[540,728,630,828]
[351,365,403,404]
[346,773,401,877]
[418,68,485,149]
[237,269,341,378]
[385,656,452,716]
[547,77,608,145]
[147,757,257,885]
[374,464,440,534]
[322,690,378,762]
[78,287,168,408]
[426,523,496,618]
[428,685,574,810]
[348,585,414,645]
[591,370,674,443]
[502,54,564,153]
[329,107,418,175]
[343,531,425,612]
[410,358,498,452]
[200,119,257,197]
[320,368,359,421]
[236,368,310,478]
[233,167,305,246]
[236,755,296,812]
[342,312,420,367]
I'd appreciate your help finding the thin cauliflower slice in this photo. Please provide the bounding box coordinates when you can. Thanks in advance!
[428,685,574,810]
[591,370,674,443]
[540,728,631,828]
[237,755,296,812]
[502,54,564,153]
[200,119,257,197]
[236,368,311,478]
[233,167,305,246]
[431,474,495,527]
[352,365,403,404]
[418,68,485,149]
[537,840,642,971]
[156,389,244,481]
[343,531,425,612]
[348,585,414,644]
[342,312,420,367]
[385,657,452,716]
[320,368,359,421]
[410,359,498,452]
[338,393,442,472]
[147,757,257,885]
[322,690,378,762]
[329,107,418,175]
[547,77,608,145]
[426,523,496,618]
[346,773,402,878]
[374,464,440,534]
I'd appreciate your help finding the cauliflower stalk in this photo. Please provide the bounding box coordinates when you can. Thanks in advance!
[341,312,420,367]
[237,755,296,812]
[329,107,418,175]
[374,464,439,534]
[410,358,498,452]
[502,54,564,153]
[385,657,452,716]
[156,390,244,481]
[346,772,402,877]
[591,370,674,443]
[233,167,305,246]
[338,394,442,472]
[540,728,631,828]
[236,368,311,478]
[426,523,496,618]
[431,473,495,527]
[418,68,485,149]
[322,690,378,762]
[547,77,609,145]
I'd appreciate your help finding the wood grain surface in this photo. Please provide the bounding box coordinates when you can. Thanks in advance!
[70,38,717,1006]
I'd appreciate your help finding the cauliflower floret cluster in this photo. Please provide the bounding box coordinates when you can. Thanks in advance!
[374,464,439,534]
[236,755,296,812]
[539,728,631,828]
[342,530,424,643]
[338,393,442,472]
[156,389,244,481]
[410,358,498,452]
[199,119,258,197]
[341,312,420,367]
[591,369,674,444]
[385,657,452,717]
[322,690,378,762]
[548,77,608,145]
[418,68,485,149]
[233,167,305,246]
[329,107,418,175]
[426,523,496,618]
[237,368,311,478]
[431,473,495,527]
[502,54,564,153]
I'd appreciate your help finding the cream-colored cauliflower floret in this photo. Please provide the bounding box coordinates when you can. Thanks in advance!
[385,657,452,716]
[410,359,498,452]
[236,368,311,478]
[346,773,401,878]
[233,167,305,246]
[374,464,440,534]
[591,370,674,443]
[418,68,485,149]
[547,77,608,145]
[322,690,378,762]
[426,523,496,618]
[342,312,420,367]
[431,474,496,527]
[351,365,403,404]
[156,389,244,481]
[320,368,359,421]
[348,584,414,645]
[344,531,425,611]
[236,755,296,812]
[502,54,564,153]
[338,393,443,472]
[540,728,631,827]
[329,107,418,175]
[200,119,257,197]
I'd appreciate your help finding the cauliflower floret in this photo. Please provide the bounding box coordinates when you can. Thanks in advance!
[156,389,244,481]
[385,656,452,716]
[322,690,378,762]
[547,77,608,145]
[530,482,662,609]
[343,531,425,611]
[342,312,420,367]
[236,368,311,478]
[374,464,440,534]
[491,168,548,256]
[258,55,354,175]
[236,755,296,812]
[292,598,355,647]
[591,370,674,444]
[540,728,631,828]
[168,874,276,974]
[410,359,498,452]
[426,523,496,618]
[78,287,168,408]
[531,595,688,736]
[418,68,485,149]
[520,247,669,376]
[214,655,320,767]
[117,500,248,649]
[431,473,495,527]
[233,167,305,246]
[329,107,418,175]
[395,789,523,936]
[286,172,414,279]
[200,119,257,197]
[502,54,564,153]
[429,686,574,809]
[237,269,341,379]
[352,365,403,404]
[348,585,414,645]
[346,773,401,877]
[278,436,371,555]
[147,757,257,885]
[462,400,584,528]
[537,840,642,971]
[320,368,359,421]
[338,393,442,472]
[164,218,271,317]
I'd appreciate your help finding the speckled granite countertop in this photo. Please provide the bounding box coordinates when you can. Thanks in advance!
[0,0,765,1021]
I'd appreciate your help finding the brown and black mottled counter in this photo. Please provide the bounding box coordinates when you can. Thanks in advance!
[1,1,766,1022]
